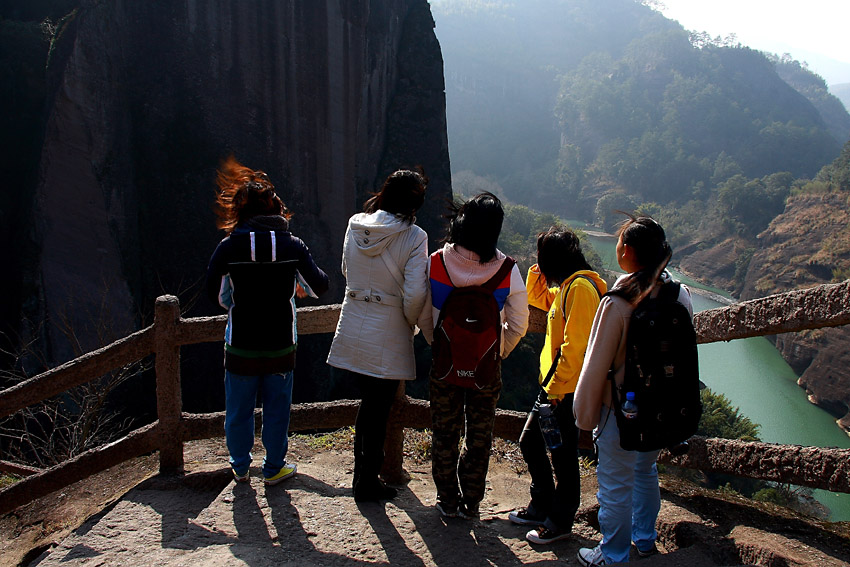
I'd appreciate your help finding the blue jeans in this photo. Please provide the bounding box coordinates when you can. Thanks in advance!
[594,406,661,564]
[224,370,294,478]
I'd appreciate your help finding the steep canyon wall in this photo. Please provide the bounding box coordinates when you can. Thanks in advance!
[740,192,850,435]
[28,0,451,368]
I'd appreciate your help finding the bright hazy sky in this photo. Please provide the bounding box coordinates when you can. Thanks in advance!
[658,0,850,84]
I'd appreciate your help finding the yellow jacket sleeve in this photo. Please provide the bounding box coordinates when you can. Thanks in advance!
[526,264,555,312]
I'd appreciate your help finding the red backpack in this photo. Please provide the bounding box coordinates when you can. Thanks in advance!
[431,251,516,389]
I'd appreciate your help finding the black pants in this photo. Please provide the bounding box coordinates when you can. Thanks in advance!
[353,372,400,488]
[519,390,580,530]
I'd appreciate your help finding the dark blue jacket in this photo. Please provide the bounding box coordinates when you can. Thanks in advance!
[206,215,329,374]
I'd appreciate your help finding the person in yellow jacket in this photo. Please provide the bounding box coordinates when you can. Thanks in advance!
[509,227,607,544]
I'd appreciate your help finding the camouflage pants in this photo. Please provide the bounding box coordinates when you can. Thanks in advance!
[430,366,501,508]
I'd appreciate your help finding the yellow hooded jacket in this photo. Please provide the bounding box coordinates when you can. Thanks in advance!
[526,266,607,400]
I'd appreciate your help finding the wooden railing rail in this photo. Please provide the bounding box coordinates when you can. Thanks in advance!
[0,281,848,517]
[0,327,154,419]
[693,279,850,343]
[0,422,160,514]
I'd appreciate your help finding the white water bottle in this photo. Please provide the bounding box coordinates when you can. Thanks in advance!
[622,391,639,420]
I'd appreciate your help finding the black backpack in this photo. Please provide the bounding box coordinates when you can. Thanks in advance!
[431,252,516,389]
[609,281,702,452]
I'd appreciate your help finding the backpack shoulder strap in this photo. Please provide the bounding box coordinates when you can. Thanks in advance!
[657,280,681,303]
[559,274,602,317]
[481,256,516,293]
[542,274,602,389]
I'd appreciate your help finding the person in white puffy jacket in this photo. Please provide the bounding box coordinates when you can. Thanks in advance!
[327,169,430,502]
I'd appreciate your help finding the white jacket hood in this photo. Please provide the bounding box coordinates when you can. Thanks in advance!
[349,210,413,257]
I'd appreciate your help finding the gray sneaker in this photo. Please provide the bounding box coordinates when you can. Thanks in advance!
[578,545,606,566]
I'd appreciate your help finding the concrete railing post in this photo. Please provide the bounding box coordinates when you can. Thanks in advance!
[381,381,410,484]
[154,295,184,473]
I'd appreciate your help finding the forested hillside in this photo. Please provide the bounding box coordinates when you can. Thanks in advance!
[432,0,850,434]
[432,0,848,230]
[833,83,850,113]
[773,56,850,145]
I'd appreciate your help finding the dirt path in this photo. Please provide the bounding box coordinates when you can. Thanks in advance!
[5,435,850,566]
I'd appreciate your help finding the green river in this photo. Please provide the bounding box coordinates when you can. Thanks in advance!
[583,230,850,521]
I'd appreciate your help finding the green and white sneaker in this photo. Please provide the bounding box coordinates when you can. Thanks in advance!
[232,469,250,483]
[264,462,297,486]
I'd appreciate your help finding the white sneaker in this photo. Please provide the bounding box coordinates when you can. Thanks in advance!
[577,544,606,566]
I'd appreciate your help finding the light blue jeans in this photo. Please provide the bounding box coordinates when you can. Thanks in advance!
[594,406,661,564]
[224,370,294,478]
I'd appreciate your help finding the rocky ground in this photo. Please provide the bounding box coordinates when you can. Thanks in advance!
[2,431,849,567]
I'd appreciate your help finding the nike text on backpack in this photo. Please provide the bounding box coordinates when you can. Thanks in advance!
[431,251,515,389]
[608,281,702,452]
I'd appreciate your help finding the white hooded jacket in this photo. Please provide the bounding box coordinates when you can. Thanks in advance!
[327,210,429,379]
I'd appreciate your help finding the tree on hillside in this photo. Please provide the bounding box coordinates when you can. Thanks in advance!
[813,140,850,192]
[698,389,760,442]
[716,173,793,236]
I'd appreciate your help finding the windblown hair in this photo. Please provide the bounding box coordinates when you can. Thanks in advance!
[445,192,504,263]
[363,168,428,223]
[536,226,592,287]
[215,156,290,233]
[609,213,672,305]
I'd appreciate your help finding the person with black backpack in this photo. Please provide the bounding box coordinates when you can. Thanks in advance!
[509,227,607,545]
[574,215,695,566]
[418,192,529,520]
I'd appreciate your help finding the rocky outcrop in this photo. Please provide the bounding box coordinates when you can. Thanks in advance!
[677,237,750,295]
[740,192,850,434]
[27,1,451,366]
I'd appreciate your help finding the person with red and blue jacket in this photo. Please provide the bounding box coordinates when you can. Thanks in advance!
[419,192,528,519]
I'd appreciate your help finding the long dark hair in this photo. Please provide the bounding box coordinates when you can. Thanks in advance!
[536,226,592,287]
[214,156,290,233]
[445,192,504,263]
[363,168,428,223]
[609,214,672,305]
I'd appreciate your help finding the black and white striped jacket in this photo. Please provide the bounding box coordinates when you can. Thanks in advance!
[206,215,329,374]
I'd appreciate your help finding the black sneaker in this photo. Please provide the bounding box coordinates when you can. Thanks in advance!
[436,500,458,518]
[458,501,480,519]
[526,525,571,544]
[508,506,546,526]
[633,542,658,558]
[353,479,397,502]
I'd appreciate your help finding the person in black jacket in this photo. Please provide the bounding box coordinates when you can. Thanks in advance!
[206,157,329,486]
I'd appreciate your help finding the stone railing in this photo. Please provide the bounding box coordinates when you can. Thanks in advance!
[0,280,849,516]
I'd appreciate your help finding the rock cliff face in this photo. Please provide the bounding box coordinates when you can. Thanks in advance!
[677,237,749,296]
[739,192,850,434]
[28,0,451,365]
